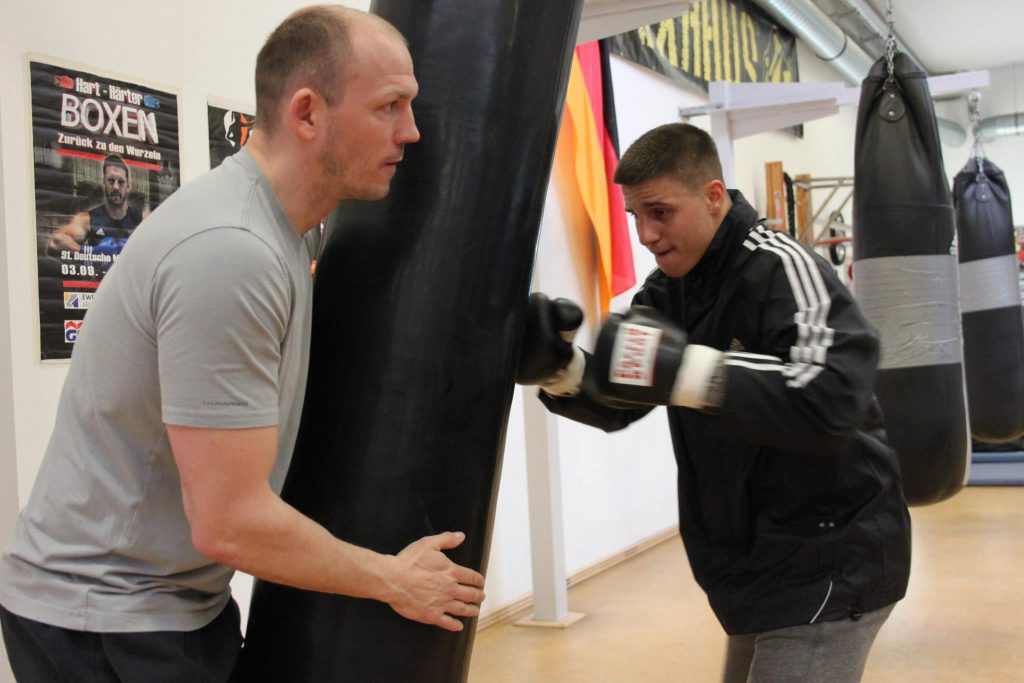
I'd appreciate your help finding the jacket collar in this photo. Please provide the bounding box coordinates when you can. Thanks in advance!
[684,190,762,287]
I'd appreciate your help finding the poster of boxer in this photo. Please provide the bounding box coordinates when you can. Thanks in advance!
[29,58,181,360]
[208,101,255,168]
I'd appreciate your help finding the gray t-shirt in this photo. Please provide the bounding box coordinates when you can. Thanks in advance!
[0,149,312,632]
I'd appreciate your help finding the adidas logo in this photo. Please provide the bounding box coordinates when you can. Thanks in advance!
[729,338,745,351]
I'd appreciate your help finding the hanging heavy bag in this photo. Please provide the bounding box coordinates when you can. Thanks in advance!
[953,157,1024,443]
[234,2,586,682]
[852,52,969,506]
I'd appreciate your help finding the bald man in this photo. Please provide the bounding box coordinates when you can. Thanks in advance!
[1,7,484,681]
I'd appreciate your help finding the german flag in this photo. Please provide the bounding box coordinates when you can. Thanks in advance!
[562,40,636,315]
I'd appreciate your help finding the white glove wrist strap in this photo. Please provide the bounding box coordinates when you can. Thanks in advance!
[541,345,585,397]
[671,344,724,408]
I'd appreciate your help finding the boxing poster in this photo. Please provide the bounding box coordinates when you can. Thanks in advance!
[29,58,181,361]
[208,101,255,168]
[607,0,800,91]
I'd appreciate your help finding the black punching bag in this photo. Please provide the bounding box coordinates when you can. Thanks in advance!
[236,2,584,682]
[953,157,1024,443]
[852,53,969,505]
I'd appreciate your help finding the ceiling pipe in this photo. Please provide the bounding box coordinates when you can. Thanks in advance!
[749,0,967,146]
[978,112,1024,142]
[750,0,874,84]
[938,118,967,146]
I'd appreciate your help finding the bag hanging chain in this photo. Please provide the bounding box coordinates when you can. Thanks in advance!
[968,91,985,176]
[884,0,897,87]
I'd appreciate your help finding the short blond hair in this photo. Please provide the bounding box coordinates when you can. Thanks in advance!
[254,5,404,134]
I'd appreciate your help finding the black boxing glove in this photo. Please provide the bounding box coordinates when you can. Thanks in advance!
[590,306,724,409]
[516,293,585,395]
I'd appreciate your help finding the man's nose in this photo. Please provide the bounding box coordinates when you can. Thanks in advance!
[399,111,420,145]
[635,217,657,246]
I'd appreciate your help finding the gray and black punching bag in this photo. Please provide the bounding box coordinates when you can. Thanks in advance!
[853,53,969,505]
[953,158,1024,443]
[235,2,584,681]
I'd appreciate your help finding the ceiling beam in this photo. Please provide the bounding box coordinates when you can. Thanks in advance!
[577,0,693,44]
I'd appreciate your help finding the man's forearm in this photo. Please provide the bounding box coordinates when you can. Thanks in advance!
[190,486,399,602]
[169,424,483,631]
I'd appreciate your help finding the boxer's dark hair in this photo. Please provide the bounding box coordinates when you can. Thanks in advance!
[255,5,405,135]
[102,155,129,180]
[615,123,723,191]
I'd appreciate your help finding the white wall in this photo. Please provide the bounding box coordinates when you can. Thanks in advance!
[483,389,535,604]
[0,93,16,535]
[0,93,18,683]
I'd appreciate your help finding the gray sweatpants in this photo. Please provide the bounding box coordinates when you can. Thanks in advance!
[721,603,896,683]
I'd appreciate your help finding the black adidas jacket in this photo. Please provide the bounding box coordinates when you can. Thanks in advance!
[541,191,911,635]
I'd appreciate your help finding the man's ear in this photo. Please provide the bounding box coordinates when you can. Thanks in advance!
[704,178,727,212]
[283,87,325,142]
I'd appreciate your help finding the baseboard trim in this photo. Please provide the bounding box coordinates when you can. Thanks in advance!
[477,525,679,631]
